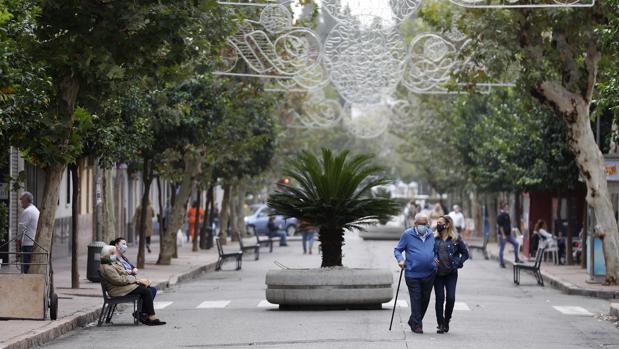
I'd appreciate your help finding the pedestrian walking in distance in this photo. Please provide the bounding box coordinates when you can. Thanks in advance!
[299,220,317,254]
[434,215,469,334]
[448,205,465,236]
[133,199,155,253]
[394,213,437,334]
[18,191,39,274]
[497,202,521,268]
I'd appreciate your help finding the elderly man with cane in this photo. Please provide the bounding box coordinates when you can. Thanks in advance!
[393,213,437,334]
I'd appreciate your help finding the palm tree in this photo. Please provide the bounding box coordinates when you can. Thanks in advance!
[268,148,400,268]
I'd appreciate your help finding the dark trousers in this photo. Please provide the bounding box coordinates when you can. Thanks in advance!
[434,271,458,325]
[21,246,33,274]
[405,273,436,329]
[148,286,157,301]
[129,285,155,316]
[268,230,288,246]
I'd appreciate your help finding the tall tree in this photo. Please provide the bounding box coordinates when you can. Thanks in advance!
[419,1,619,283]
[2,1,234,273]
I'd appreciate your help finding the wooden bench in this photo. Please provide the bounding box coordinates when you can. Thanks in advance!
[239,236,260,261]
[97,271,142,326]
[216,237,243,271]
[513,247,545,286]
[255,232,276,253]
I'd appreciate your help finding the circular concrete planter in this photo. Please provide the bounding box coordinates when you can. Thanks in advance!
[265,268,393,309]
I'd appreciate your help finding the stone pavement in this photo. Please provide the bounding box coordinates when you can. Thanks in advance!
[469,238,619,300]
[0,235,221,349]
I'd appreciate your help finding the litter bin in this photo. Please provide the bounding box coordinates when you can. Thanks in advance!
[87,241,106,282]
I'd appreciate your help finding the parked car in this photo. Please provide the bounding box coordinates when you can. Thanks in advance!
[244,204,298,236]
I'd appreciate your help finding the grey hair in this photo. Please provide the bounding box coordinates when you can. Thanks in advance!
[20,191,34,204]
[100,245,116,259]
[414,213,429,222]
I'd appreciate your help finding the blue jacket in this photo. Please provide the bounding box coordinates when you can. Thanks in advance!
[434,235,469,274]
[394,227,437,279]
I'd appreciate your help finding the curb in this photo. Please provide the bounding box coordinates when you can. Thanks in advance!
[1,308,102,349]
[610,303,619,318]
[1,260,218,349]
[483,250,619,300]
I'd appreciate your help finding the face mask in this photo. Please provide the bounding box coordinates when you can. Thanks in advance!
[110,255,117,262]
[120,244,128,255]
[416,225,428,235]
[437,224,446,233]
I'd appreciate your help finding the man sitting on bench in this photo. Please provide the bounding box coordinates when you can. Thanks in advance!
[267,216,288,246]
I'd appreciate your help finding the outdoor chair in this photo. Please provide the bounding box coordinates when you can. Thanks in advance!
[239,236,260,261]
[542,242,559,265]
[215,237,243,271]
[513,247,545,286]
[97,271,142,326]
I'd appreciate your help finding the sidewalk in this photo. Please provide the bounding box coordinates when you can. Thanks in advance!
[0,236,219,349]
[468,237,619,299]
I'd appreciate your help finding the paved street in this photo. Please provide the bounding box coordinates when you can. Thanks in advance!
[43,233,618,349]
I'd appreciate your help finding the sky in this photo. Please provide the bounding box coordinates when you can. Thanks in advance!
[293,0,397,22]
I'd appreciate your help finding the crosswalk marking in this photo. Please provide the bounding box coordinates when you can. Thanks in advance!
[383,300,408,308]
[196,300,231,309]
[453,302,471,311]
[151,299,475,311]
[553,306,593,316]
[257,300,278,308]
[153,301,173,310]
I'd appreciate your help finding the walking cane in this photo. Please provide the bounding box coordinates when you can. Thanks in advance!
[389,267,404,331]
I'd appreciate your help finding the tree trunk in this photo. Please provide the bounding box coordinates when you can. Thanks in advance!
[70,163,80,289]
[156,176,165,258]
[158,154,201,265]
[30,164,65,274]
[192,185,201,252]
[555,190,562,236]
[581,203,588,269]
[566,196,575,265]
[514,192,522,234]
[101,168,116,244]
[170,182,178,259]
[236,181,247,237]
[471,191,482,239]
[204,185,215,249]
[137,157,153,269]
[319,227,344,267]
[229,182,240,242]
[218,182,231,244]
[31,76,79,275]
[538,80,619,284]
[487,194,498,243]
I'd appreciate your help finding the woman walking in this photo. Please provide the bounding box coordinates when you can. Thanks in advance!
[300,220,317,254]
[434,215,469,334]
